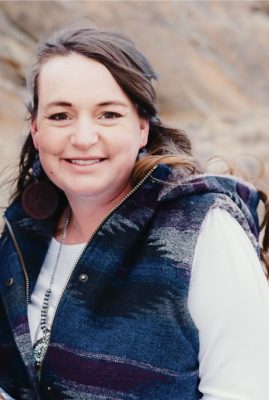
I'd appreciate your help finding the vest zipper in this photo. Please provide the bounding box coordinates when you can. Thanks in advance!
[38,165,157,379]
[3,216,30,304]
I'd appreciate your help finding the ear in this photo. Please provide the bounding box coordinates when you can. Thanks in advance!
[139,118,149,148]
[31,119,39,150]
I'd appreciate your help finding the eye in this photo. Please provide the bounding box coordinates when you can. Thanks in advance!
[100,112,122,119]
[48,113,68,121]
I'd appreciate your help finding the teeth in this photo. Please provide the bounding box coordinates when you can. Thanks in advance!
[70,159,101,165]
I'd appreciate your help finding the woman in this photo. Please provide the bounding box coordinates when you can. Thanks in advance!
[0,24,269,400]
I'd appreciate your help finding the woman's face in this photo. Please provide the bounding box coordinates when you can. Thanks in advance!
[31,53,149,205]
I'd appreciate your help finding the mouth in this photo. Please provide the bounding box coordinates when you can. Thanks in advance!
[65,158,106,166]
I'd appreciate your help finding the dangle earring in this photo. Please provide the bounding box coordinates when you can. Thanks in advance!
[22,153,59,219]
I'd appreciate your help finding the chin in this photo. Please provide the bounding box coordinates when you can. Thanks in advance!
[63,185,109,199]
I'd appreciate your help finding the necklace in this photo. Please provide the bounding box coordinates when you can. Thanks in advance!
[33,207,71,368]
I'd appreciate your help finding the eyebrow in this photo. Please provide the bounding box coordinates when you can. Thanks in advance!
[97,101,129,108]
[44,100,129,111]
[44,101,72,112]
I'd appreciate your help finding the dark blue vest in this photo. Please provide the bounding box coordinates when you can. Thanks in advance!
[0,165,260,399]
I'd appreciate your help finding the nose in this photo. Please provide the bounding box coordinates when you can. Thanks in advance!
[70,115,98,149]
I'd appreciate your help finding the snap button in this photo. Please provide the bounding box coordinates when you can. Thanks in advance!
[6,278,14,287]
[79,273,88,283]
[47,386,52,392]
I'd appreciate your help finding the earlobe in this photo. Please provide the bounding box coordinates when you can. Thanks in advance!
[140,119,149,148]
[31,120,39,150]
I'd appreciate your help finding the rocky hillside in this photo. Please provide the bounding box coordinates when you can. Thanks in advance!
[0,0,269,206]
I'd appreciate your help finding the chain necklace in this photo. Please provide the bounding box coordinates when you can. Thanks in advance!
[33,207,71,368]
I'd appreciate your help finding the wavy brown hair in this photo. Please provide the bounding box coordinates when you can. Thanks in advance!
[13,24,198,201]
[11,24,269,275]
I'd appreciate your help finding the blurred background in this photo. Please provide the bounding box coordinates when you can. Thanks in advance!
[0,0,269,208]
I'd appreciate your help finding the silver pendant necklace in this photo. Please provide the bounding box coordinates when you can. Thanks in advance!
[33,207,71,368]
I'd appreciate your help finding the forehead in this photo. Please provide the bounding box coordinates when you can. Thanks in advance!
[38,53,130,105]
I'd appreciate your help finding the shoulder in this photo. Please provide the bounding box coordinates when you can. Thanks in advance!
[197,207,254,248]
[190,207,267,300]
[194,207,260,270]
[189,207,269,338]
[158,171,260,253]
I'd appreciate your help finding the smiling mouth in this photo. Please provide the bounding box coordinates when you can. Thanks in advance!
[65,158,105,166]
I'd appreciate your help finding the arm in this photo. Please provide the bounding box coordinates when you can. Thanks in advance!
[188,208,269,400]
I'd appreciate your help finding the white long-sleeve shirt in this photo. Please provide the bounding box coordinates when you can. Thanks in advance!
[1,208,269,399]
[188,208,269,399]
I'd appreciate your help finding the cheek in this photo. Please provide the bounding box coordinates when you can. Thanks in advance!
[109,129,142,155]
[37,131,64,178]
[38,132,64,156]
[39,154,57,179]
[110,142,139,164]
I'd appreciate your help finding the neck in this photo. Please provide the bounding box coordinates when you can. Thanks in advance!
[58,185,132,244]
